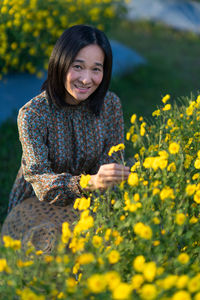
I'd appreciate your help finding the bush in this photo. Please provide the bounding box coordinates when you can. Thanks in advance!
[1,93,200,299]
[0,0,127,78]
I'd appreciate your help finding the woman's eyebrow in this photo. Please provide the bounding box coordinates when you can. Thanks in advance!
[73,59,103,67]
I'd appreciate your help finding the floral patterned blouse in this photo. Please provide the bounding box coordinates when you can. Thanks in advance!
[8,90,124,212]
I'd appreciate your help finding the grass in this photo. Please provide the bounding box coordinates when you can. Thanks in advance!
[109,20,200,126]
[0,19,200,224]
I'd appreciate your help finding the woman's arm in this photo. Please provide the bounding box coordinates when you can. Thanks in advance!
[88,92,129,190]
[18,105,82,206]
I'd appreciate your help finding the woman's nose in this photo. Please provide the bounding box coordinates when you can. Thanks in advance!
[80,70,91,84]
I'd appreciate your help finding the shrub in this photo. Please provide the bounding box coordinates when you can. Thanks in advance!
[1,93,200,299]
[0,0,127,79]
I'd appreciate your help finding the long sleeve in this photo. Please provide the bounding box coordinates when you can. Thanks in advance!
[18,105,82,206]
[8,91,124,211]
[91,92,124,173]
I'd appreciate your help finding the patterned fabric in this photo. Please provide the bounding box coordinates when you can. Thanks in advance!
[8,90,124,212]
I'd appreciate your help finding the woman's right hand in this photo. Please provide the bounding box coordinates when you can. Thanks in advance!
[87,163,130,191]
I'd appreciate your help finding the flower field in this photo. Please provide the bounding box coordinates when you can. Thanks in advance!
[1,94,200,299]
[0,0,127,79]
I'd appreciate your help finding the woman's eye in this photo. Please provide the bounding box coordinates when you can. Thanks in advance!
[93,68,101,72]
[73,65,82,70]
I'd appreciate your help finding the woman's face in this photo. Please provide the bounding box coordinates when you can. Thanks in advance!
[64,44,104,105]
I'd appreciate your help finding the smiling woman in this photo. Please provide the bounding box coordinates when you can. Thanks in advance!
[1,24,129,252]
[64,44,104,105]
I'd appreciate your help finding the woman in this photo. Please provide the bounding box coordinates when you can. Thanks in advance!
[1,25,129,252]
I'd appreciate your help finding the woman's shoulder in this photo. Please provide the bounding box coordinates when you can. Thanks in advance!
[102,90,122,113]
[18,91,49,119]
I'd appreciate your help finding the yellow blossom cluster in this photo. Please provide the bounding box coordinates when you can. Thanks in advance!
[108,143,125,156]
[0,0,127,78]
[133,222,153,240]
[1,92,200,299]
[79,174,91,188]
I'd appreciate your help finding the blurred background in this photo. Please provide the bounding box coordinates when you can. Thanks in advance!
[0,0,200,222]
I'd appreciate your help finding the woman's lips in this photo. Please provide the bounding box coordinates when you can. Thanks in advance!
[74,84,91,93]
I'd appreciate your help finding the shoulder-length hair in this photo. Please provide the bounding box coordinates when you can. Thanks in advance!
[41,24,113,116]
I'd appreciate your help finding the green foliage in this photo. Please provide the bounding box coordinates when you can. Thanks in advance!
[0,0,127,78]
[0,119,21,223]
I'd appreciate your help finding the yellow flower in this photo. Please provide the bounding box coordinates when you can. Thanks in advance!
[194,292,200,300]
[87,274,106,293]
[152,109,160,117]
[194,190,200,204]
[73,210,94,235]
[134,193,140,201]
[153,217,160,224]
[3,235,21,250]
[189,216,198,224]
[105,271,121,291]
[0,258,8,272]
[77,253,95,265]
[140,284,157,299]
[74,197,90,210]
[184,154,193,169]
[162,94,170,103]
[178,253,189,264]
[176,275,189,289]
[61,222,71,244]
[133,255,145,272]
[140,122,146,136]
[112,283,132,299]
[79,174,91,188]
[44,255,53,263]
[160,186,175,200]
[162,275,178,290]
[108,143,125,156]
[131,274,144,289]
[66,277,77,293]
[163,104,171,111]
[131,161,140,172]
[175,213,186,225]
[167,162,176,172]
[167,118,174,127]
[186,106,194,116]
[92,235,102,248]
[153,240,160,246]
[17,260,34,268]
[186,184,196,196]
[72,262,80,274]
[20,288,45,300]
[114,235,123,246]
[143,262,157,282]
[133,223,152,240]
[169,142,180,154]
[172,290,191,300]
[130,114,137,123]
[194,159,200,169]
[192,173,199,180]
[131,134,138,142]
[187,276,200,293]
[104,228,112,241]
[128,173,139,186]
[35,250,43,256]
[108,250,120,264]
[126,132,131,140]
[143,157,153,168]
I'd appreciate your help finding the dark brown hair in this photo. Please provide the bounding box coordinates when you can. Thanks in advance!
[42,24,113,115]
